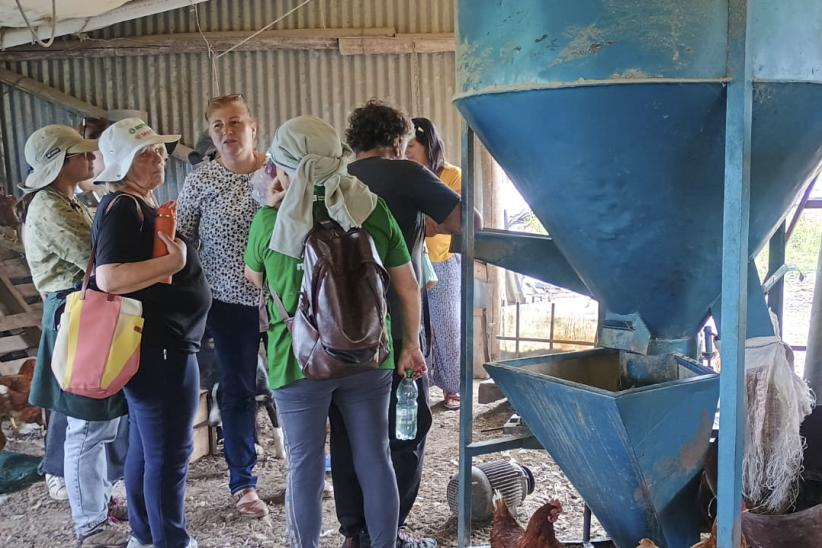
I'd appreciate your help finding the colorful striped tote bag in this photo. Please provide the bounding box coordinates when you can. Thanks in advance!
[51,194,144,399]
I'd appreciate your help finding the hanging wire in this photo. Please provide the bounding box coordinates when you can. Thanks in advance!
[191,1,220,96]
[215,0,314,59]
[15,0,57,48]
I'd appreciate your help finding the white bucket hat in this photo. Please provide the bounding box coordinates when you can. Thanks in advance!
[95,118,180,183]
[21,125,97,193]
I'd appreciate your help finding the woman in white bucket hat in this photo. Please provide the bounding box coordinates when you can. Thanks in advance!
[91,118,211,548]
[21,124,132,547]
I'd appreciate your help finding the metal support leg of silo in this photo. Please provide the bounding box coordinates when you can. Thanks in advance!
[717,0,753,547]
[455,124,611,548]
[456,123,548,547]
[457,120,477,548]
[767,222,786,331]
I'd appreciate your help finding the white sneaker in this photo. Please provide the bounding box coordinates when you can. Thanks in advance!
[46,473,68,501]
[126,537,151,548]
[125,535,195,547]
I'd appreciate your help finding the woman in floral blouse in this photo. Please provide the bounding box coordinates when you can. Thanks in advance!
[177,94,268,518]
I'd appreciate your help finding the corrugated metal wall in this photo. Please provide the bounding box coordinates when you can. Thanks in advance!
[0,0,458,200]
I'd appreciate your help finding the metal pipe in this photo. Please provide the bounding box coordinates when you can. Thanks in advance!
[703,325,714,368]
[717,1,753,545]
[549,302,556,350]
[457,123,477,548]
[515,301,521,358]
[786,177,817,240]
[804,197,822,209]
[767,222,787,333]
[804,231,822,396]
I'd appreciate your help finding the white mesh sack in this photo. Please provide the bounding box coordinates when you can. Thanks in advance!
[743,335,815,513]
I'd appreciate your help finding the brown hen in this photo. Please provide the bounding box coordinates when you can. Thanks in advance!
[490,495,563,548]
[0,358,42,451]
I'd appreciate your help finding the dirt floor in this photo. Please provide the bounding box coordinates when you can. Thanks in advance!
[0,381,604,548]
[1,273,814,547]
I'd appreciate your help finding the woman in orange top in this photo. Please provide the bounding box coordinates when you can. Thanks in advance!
[405,117,463,410]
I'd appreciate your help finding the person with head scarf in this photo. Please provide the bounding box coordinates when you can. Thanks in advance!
[93,118,212,548]
[244,115,426,548]
[330,100,482,548]
[21,124,130,546]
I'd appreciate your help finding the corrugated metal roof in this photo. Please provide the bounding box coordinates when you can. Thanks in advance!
[0,0,458,200]
[101,0,453,36]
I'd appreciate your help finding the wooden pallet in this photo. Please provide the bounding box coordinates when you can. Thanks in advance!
[0,240,41,376]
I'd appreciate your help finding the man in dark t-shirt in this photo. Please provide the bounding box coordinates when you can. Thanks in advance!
[348,157,459,345]
[330,100,476,548]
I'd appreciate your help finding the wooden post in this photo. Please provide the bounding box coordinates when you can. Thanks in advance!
[480,146,503,365]
[457,122,476,548]
[0,29,455,61]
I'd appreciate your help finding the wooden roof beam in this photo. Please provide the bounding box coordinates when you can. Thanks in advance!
[0,28,455,61]
[0,27,398,61]
[0,68,194,163]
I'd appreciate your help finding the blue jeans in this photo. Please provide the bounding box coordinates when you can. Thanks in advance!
[64,416,124,536]
[43,411,129,481]
[124,346,200,548]
[41,411,67,476]
[206,299,260,494]
[273,369,399,548]
[331,370,433,536]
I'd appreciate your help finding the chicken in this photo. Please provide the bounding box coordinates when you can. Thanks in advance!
[637,540,659,548]
[490,493,524,548]
[0,359,42,451]
[0,358,34,392]
[0,193,20,229]
[490,494,563,548]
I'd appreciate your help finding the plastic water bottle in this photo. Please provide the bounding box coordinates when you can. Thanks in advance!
[395,370,418,440]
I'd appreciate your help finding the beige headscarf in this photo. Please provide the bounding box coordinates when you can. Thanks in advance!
[267,116,378,258]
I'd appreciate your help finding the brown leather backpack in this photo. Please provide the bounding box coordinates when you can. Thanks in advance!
[270,219,391,379]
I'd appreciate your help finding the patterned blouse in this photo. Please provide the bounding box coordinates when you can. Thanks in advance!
[177,160,261,307]
[23,187,93,293]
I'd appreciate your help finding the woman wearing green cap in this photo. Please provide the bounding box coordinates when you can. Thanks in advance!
[21,124,130,546]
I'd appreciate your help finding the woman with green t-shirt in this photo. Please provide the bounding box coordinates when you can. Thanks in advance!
[244,116,426,548]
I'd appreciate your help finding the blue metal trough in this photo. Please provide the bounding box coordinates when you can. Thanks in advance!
[486,351,718,547]
[456,1,822,546]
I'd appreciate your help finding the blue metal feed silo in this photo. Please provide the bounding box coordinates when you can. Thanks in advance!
[456,1,822,547]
